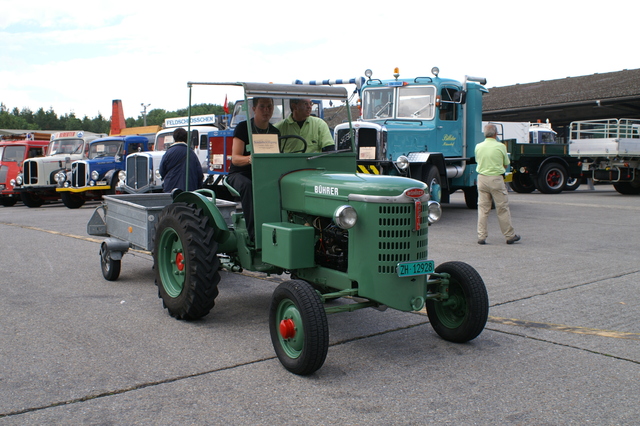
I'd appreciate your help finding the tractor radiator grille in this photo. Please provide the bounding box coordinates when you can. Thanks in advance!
[376,203,428,274]
[24,160,38,184]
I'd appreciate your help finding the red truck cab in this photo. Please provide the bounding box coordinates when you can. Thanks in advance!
[0,133,50,207]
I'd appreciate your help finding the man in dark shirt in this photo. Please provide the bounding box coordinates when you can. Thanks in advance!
[159,127,203,193]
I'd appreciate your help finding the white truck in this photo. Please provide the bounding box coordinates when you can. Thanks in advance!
[118,115,217,193]
[569,118,640,194]
[482,121,557,144]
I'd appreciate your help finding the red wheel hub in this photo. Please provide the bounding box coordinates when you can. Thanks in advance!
[279,318,296,339]
[175,252,185,271]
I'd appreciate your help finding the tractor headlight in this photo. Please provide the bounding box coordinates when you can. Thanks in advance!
[427,201,442,224]
[396,155,409,171]
[118,170,126,182]
[334,205,357,229]
[155,169,162,180]
[91,170,100,181]
[15,175,23,186]
[55,172,65,183]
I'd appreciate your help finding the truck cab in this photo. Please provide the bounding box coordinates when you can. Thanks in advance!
[333,68,487,208]
[56,135,148,208]
[1,134,49,207]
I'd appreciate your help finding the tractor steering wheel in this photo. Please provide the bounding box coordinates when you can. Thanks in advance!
[279,135,308,153]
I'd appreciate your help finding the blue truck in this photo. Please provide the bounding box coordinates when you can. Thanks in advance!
[56,135,149,208]
[302,68,487,208]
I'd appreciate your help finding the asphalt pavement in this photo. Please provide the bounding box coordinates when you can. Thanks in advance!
[0,185,638,425]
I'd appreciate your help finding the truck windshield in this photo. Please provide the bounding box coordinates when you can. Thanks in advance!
[1,145,26,162]
[362,87,394,119]
[89,141,123,159]
[397,86,436,119]
[49,138,84,155]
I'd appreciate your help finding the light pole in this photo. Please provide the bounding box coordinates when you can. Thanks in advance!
[141,103,150,126]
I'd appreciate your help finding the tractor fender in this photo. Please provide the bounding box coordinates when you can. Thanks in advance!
[173,189,231,243]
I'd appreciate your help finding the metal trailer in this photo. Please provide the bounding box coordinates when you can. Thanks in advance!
[87,191,236,280]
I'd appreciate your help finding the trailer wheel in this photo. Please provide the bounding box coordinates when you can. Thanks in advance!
[509,173,536,193]
[269,280,329,375]
[20,191,45,208]
[154,202,220,320]
[426,261,488,343]
[100,244,121,281]
[536,163,567,194]
[564,177,582,191]
[613,181,640,195]
[61,192,85,209]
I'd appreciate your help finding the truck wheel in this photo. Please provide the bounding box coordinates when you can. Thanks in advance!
[61,192,85,209]
[20,191,45,208]
[426,261,488,343]
[154,202,220,320]
[423,165,441,202]
[269,280,329,375]
[564,177,582,191]
[509,173,536,193]
[100,244,121,281]
[0,197,17,207]
[463,187,478,209]
[536,163,567,194]
[613,181,640,195]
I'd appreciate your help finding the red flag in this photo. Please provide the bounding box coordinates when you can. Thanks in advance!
[223,94,229,114]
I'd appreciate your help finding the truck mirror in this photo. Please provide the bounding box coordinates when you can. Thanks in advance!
[453,91,466,104]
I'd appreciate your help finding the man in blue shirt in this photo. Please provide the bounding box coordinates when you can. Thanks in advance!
[159,127,203,193]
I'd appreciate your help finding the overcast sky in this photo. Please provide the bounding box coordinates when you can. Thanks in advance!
[1,0,638,120]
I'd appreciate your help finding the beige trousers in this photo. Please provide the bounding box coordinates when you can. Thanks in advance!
[477,174,516,240]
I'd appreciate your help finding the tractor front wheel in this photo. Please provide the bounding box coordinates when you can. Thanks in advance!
[154,202,220,320]
[269,280,329,375]
[426,261,489,343]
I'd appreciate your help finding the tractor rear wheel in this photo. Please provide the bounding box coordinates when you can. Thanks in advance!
[426,261,488,343]
[269,280,329,375]
[154,202,220,320]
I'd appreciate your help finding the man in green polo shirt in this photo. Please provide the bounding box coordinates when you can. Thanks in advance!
[275,99,334,153]
[475,123,521,245]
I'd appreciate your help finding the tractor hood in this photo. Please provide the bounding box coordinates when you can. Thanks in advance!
[280,169,428,216]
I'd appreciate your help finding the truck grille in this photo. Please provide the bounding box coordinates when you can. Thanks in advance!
[377,203,428,274]
[126,155,150,189]
[24,160,38,184]
[71,162,88,187]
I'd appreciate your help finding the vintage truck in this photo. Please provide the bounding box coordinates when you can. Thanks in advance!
[91,81,489,375]
[569,118,640,194]
[301,68,487,209]
[1,133,50,207]
[55,135,148,208]
[13,131,107,207]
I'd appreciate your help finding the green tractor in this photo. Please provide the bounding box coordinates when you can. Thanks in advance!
[153,82,489,375]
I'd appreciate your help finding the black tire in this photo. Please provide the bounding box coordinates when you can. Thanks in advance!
[613,181,640,195]
[20,191,45,208]
[154,202,220,320]
[509,173,536,193]
[426,261,489,343]
[536,163,567,194]
[0,197,17,207]
[423,165,442,202]
[107,174,119,195]
[564,177,582,191]
[61,192,85,209]
[269,280,329,375]
[100,243,121,281]
[463,186,478,209]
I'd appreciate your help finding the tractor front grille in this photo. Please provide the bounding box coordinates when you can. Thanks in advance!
[126,155,150,189]
[24,160,38,184]
[376,203,428,274]
[71,162,88,187]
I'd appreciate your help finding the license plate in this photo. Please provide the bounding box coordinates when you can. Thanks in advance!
[97,181,107,186]
[397,259,435,277]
